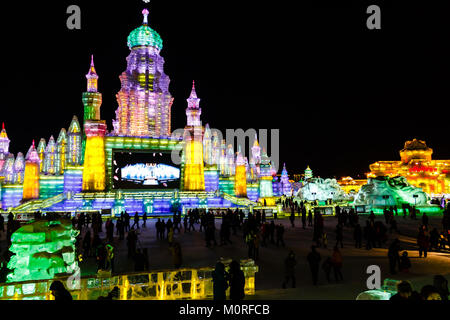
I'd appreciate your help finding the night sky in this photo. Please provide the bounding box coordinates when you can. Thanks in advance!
[1,0,449,179]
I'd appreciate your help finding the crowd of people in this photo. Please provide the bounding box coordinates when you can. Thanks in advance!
[0,196,449,301]
[390,276,449,300]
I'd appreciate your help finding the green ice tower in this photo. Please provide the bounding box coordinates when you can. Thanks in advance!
[82,55,102,122]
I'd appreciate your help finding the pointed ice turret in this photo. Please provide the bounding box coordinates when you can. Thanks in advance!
[0,122,10,156]
[83,56,103,122]
[211,131,220,167]
[219,140,227,175]
[280,163,292,196]
[13,152,25,184]
[43,136,57,174]
[56,128,68,175]
[37,138,46,172]
[1,153,15,184]
[67,116,82,166]
[186,80,202,127]
[236,146,246,166]
[251,133,261,165]
[226,144,235,176]
[86,55,99,93]
[258,149,274,203]
[305,165,313,180]
[25,140,40,163]
[203,124,213,166]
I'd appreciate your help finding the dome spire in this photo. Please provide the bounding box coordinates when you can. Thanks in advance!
[127,8,163,50]
[142,8,149,25]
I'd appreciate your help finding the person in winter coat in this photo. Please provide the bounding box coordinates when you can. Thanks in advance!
[212,262,228,301]
[429,228,440,251]
[307,246,321,285]
[335,223,344,248]
[399,251,411,273]
[282,251,297,289]
[388,238,401,274]
[354,223,362,248]
[322,257,333,283]
[433,275,449,301]
[228,260,245,300]
[390,281,420,301]
[331,246,343,282]
[50,281,73,300]
[170,242,182,269]
[417,226,430,258]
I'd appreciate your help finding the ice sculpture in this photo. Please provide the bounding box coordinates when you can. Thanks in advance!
[297,177,347,201]
[353,176,429,207]
[7,219,80,283]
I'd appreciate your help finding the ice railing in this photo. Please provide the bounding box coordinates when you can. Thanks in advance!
[0,260,258,300]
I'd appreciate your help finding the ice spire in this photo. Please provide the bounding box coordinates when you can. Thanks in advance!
[142,8,149,25]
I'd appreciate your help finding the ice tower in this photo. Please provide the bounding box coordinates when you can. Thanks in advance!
[112,9,174,138]
[183,82,205,191]
[82,56,106,191]
[0,123,10,169]
[23,141,40,200]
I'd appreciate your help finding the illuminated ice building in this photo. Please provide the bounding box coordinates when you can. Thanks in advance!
[368,139,450,195]
[1,9,286,215]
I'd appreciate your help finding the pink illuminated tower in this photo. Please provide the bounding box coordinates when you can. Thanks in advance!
[186,81,202,128]
[0,123,10,169]
[112,8,174,138]
[280,163,292,196]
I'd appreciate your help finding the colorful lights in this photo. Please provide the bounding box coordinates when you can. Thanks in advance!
[234,151,247,197]
[42,136,57,175]
[82,127,106,192]
[1,8,297,215]
[183,138,205,191]
[56,129,67,175]
[67,116,82,166]
[258,150,274,204]
[113,9,172,138]
[127,9,163,50]
[280,163,292,196]
[83,55,102,121]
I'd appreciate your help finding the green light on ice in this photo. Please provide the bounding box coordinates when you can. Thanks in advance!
[7,219,80,283]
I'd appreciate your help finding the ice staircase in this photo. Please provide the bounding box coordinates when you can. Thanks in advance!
[221,192,258,207]
[13,193,67,212]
